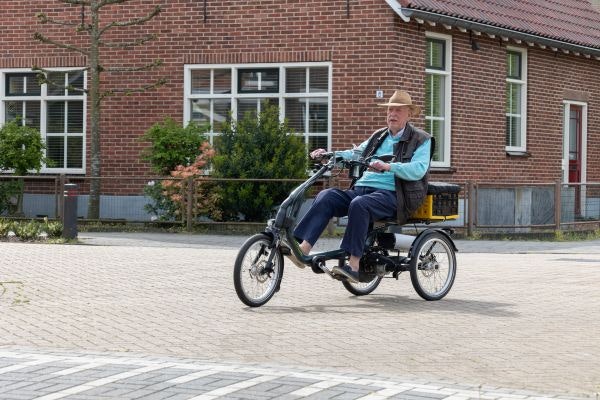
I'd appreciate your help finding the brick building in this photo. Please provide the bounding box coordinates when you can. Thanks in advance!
[1,0,599,222]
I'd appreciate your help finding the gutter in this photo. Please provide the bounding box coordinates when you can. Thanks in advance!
[393,6,600,58]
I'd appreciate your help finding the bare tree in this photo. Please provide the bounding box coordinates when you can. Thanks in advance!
[33,0,165,219]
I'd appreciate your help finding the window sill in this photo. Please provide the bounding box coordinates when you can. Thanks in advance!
[506,150,531,157]
[430,166,456,173]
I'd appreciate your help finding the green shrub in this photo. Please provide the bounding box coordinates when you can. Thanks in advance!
[43,218,63,238]
[0,218,15,237]
[140,118,210,175]
[14,220,41,241]
[212,103,307,222]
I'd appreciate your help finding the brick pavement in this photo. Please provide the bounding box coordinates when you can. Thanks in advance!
[1,233,600,399]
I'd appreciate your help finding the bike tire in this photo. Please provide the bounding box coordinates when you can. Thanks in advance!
[342,276,382,296]
[409,231,456,301]
[233,233,283,307]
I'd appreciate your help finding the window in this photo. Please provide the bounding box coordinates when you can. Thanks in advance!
[506,47,527,152]
[425,32,452,167]
[184,63,332,153]
[1,69,86,172]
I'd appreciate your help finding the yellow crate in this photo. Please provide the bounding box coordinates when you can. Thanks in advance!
[410,193,459,221]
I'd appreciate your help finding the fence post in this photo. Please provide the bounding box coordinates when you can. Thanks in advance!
[57,174,66,219]
[62,183,78,239]
[467,181,475,238]
[186,177,194,232]
[554,179,562,232]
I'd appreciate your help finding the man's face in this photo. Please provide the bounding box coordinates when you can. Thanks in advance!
[386,106,411,134]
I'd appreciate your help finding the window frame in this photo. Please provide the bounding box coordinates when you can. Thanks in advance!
[505,46,527,153]
[0,68,87,174]
[425,31,452,168]
[183,62,333,152]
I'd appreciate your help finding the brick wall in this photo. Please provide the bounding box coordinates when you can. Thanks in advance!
[0,0,598,185]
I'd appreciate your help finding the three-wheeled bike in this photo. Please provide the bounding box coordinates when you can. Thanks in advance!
[233,152,461,307]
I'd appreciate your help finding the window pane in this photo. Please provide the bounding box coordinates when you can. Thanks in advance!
[286,68,306,93]
[507,51,521,79]
[505,116,521,146]
[5,101,21,121]
[308,99,328,133]
[47,101,65,133]
[506,83,521,114]
[213,69,231,94]
[213,99,231,128]
[48,72,65,95]
[191,70,210,94]
[6,74,40,96]
[427,119,444,162]
[425,74,445,117]
[24,102,41,129]
[6,75,25,95]
[238,69,279,93]
[67,101,84,133]
[26,75,41,95]
[426,39,445,69]
[238,98,259,119]
[285,98,305,131]
[308,135,328,154]
[309,67,328,92]
[67,71,85,96]
[66,136,83,168]
[47,136,64,168]
[191,99,209,123]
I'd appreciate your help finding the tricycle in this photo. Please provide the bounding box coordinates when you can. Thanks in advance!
[233,152,460,307]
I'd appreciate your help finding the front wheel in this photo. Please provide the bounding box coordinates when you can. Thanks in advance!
[342,276,382,296]
[234,233,283,307]
[409,231,456,301]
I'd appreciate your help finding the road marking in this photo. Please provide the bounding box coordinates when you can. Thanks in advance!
[187,375,278,400]
[166,368,220,384]
[32,363,172,400]
[289,379,341,396]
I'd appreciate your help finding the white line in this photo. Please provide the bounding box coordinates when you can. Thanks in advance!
[32,363,170,400]
[52,362,106,376]
[187,375,278,400]
[356,386,412,400]
[289,379,341,397]
[0,358,57,375]
[166,369,219,384]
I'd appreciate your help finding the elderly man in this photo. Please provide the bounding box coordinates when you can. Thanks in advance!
[291,90,432,282]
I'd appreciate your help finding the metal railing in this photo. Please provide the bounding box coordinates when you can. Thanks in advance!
[2,174,599,236]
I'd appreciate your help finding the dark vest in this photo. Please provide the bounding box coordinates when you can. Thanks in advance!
[361,123,432,223]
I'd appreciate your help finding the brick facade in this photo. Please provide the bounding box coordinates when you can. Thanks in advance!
[1,0,598,186]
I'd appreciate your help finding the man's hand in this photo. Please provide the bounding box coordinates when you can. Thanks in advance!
[369,160,390,172]
[310,148,328,159]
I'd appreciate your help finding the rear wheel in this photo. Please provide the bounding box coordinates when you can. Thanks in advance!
[409,231,456,301]
[234,234,283,307]
[342,276,382,296]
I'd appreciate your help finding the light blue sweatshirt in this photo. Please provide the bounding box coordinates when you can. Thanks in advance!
[336,129,431,192]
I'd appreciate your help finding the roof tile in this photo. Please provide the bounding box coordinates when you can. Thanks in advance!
[398,0,600,49]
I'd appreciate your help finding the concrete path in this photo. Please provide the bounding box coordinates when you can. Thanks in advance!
[1,232,599,399]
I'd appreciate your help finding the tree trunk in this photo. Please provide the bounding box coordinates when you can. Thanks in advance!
[87,0,101,220]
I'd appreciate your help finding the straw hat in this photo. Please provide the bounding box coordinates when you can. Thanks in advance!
[377,90,421,116]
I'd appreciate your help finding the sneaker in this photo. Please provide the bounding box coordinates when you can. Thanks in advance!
[332,264,359,283]
[281,244,305,268]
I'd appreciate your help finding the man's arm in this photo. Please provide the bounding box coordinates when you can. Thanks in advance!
[387,138,431,181]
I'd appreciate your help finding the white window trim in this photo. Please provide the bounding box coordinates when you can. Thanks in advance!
[425,31,452,168]
[183,62,333,151]
[0,67,87,174]
[505,46,527,153]
[562,100,588,184]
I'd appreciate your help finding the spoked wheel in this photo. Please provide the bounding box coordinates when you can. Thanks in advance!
[234,233,283,307]
[409,231,456,301]
[342,276,382,296]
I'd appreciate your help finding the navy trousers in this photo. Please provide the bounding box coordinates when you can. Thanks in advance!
[293,186,397,258]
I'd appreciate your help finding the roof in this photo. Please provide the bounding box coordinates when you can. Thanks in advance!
[392,0,600,56]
